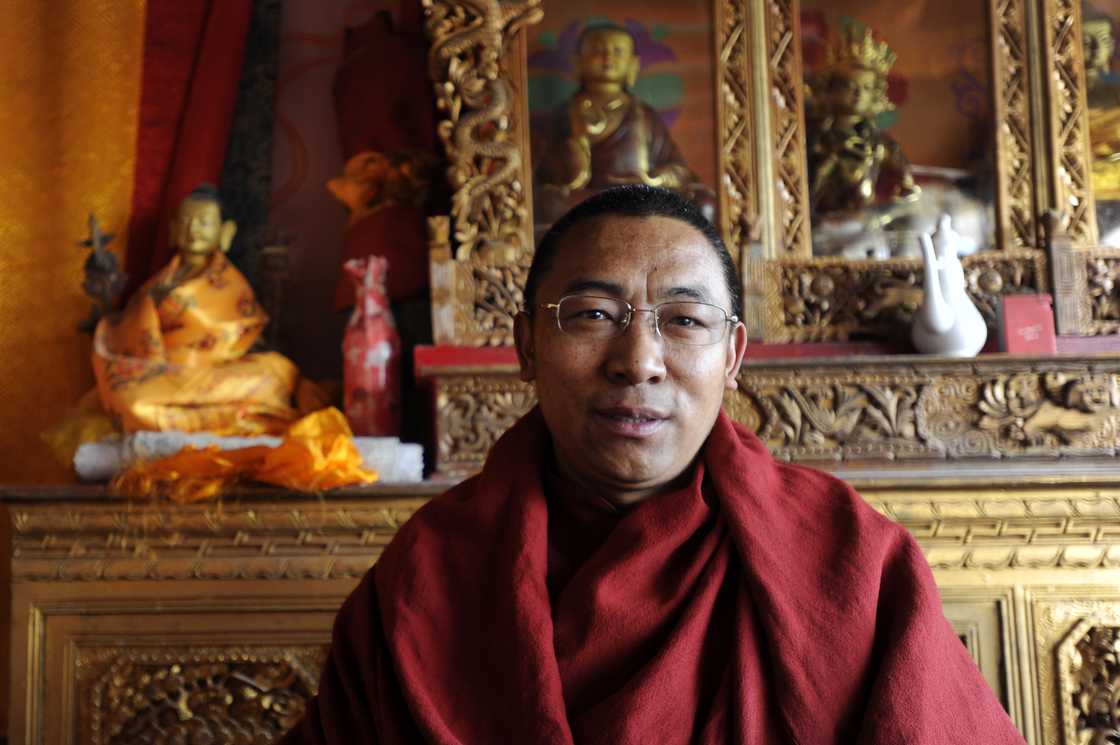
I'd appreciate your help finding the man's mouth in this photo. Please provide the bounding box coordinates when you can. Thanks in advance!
[594,407,669,438]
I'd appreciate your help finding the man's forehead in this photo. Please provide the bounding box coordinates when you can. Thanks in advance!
[548,215,725,299]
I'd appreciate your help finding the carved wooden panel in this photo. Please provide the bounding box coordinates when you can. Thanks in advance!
[427,356,1120,475]
[992,0,1041,249]
[8,495,427,582]
[765,250,1047,342]
[435,373,535,475]
[78,645,325,745]
[1033,596,1120,744]
[423,0,542,345]
[1041,0,1098,246]
[763,0,810,257]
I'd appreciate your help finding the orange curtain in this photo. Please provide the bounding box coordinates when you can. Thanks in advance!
[0,1,147,483]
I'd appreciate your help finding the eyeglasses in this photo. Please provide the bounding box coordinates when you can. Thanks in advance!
[538,295,738,346]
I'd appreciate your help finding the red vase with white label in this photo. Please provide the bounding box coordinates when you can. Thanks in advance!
[342,256,400,436]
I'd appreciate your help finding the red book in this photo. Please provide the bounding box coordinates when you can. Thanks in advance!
[1000,294,1057,354]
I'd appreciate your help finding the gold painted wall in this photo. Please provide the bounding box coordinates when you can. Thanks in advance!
[0,1,146,483]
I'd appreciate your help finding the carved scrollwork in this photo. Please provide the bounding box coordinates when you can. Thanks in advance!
[1042,0,1098,246]
[770,251,1044,341]
[424,0,542,345]
[715,0,756,256]
[747,380,922,459]
[992,0,1039,249]
[80,646,326,745]
[1088,254,1120,332]
[435,374,535,474]
[765,0,811,257]
[1066,624,1120,742]
[920,371,1120,457]
[974,372,1120,449]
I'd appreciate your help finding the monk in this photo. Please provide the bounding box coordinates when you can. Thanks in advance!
[92,184,303,435]
[281,185,1025,743]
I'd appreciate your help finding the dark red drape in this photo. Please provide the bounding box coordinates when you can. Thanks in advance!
[125,0,253,292]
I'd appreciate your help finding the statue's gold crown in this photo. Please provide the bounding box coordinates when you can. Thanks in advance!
[827,26,896,77]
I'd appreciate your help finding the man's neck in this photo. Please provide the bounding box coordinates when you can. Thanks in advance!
[544,450,694,511]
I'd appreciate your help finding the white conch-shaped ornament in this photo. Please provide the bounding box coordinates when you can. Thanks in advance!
[910,215,987,357]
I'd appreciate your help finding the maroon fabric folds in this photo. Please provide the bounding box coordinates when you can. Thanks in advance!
[125,0,252,290]
[283,408,1024,744]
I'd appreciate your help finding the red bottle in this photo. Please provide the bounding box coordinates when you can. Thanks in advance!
[342,256,400,436]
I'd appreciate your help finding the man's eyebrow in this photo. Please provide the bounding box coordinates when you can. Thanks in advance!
[657,285,712,303]
[561,279,626,296]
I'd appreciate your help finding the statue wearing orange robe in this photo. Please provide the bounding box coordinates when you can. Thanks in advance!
[93,186,301,435]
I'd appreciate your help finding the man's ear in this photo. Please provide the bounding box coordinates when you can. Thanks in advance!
[724,322,748,391]
[514,311,537,382]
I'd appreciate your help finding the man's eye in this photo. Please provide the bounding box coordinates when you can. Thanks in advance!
[665,314,705,328]
[573,308,614,322]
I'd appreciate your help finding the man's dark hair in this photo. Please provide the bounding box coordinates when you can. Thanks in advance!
[525,185,742,320]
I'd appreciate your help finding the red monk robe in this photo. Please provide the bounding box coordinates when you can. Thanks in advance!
[281,408,1024,744]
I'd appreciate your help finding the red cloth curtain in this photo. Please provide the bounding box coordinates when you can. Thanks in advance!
[125,0,253,291]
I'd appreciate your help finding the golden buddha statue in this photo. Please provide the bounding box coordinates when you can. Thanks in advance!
[806,26,919,217]
[92,185,306,434]
[1084,16,1120,205]
[534,23,716,224]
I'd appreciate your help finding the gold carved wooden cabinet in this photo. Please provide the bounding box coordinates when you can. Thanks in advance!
[2,489,433,745]
[8,474,1120,744]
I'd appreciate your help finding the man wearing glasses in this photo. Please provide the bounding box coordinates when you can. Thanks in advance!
[283,186,1023,744]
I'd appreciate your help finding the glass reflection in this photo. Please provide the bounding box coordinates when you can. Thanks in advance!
[801,4,995,260]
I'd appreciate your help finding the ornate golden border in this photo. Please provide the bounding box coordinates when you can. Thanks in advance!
[762,0,810,257]
[426,354,1120,474]
[993,0,1042,250]
[1041,0,1098,247]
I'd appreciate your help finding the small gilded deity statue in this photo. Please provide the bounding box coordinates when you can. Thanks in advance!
[92,184,306,434]
[805,26,919,218]
[1084,14,1120,209]
[534,23,716,225]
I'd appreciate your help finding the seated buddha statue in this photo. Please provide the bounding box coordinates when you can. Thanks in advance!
[534,23,716,225]
[92,185,304,435]
[806,26,920,219]
[1084,16,1120,213]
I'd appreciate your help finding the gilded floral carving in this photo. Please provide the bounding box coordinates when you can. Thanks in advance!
[81,647,326,745]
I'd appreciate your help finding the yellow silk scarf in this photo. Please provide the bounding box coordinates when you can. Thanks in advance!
[112,407,379,502]
[93,252,301,435]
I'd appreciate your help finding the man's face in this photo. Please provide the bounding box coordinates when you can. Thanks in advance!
[578,30,636,86]
[515,215,747,502]
[172,199,223,257]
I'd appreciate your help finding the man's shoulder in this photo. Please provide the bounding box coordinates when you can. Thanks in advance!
[719,426,905,545]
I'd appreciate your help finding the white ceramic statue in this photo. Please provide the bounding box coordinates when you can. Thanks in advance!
[911,215,988,357]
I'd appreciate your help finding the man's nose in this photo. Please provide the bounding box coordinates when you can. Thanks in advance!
[604,311,667,385]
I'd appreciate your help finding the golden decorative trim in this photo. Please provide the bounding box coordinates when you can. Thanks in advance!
[715,0,758,257]
[763,250,1047,342]
[992,0,1041,249]
[1034,597,1120,743]
[8,500,424,582]
[434,373,535,475]
[423,0,543,346]
[1086,250,1120,333]
[426,355,1120,475]
[78,645,326,744]
[764,0,811,257]
[740,357,1120,460]
[1041,0,1098,246]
